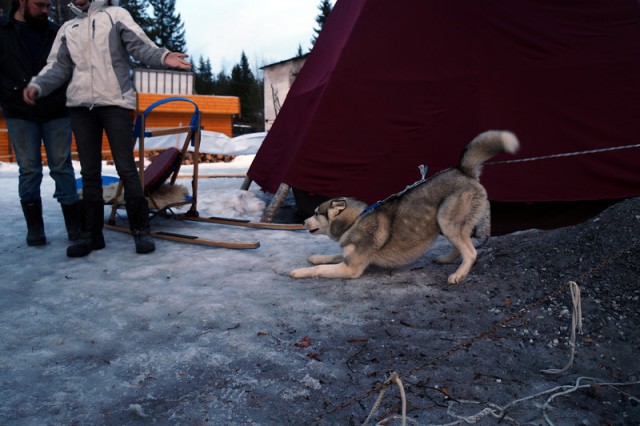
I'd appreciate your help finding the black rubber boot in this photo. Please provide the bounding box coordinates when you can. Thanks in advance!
[67,200,106,258]
[20,198,46,246]
[125,197,155,254]
[61,202,82,241]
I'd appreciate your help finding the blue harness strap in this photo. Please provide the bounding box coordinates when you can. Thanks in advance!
[360,164,429,216]
[360,201,381,216]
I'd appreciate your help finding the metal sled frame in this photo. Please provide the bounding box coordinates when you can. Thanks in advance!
[107,97,203,225]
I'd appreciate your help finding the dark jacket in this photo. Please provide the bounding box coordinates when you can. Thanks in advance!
[0,9,68,121]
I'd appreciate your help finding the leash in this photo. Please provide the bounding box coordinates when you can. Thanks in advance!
[360,142,639,216]
[486,142,640,165]
[359,164,431,216]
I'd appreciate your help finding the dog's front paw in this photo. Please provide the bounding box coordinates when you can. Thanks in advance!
[308,254,343,265]
[308,255,324,265]
[290,267,315,279]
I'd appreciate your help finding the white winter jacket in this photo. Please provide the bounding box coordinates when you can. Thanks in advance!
[29,1,169,110]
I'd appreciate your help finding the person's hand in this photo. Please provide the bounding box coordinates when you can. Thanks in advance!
[23,86,39,106]
[165,52,192,70]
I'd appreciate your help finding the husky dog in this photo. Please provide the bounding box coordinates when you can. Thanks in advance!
[289,130,519,284]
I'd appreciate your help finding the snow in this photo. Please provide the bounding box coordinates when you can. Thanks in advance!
[1,155,382,424]
[1,156,638,424]
[137,131,266,156]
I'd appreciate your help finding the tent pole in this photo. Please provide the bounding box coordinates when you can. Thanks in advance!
[261,183,290,223]
[240,176,253,190]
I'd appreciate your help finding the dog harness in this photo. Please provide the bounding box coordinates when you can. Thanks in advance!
[360,164,430,216]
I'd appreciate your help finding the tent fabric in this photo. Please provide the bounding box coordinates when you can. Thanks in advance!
[248,0,640,206]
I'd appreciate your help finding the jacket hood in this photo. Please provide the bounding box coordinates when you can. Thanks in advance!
[68,1,120,18]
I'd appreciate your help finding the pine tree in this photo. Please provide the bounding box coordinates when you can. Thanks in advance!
[119,0,154,35]
[195,56,215,95]
[212,70,231,96]
[120,0,154,68]
[147,0,187,53]
[230,52,254,115]
[229,52,263,131]
[311,0,333,47]
[230,52,255,91]
[49,0,74,24]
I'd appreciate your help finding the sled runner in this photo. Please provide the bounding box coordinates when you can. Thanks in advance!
[104,223,260,249]
[172,213,304,231]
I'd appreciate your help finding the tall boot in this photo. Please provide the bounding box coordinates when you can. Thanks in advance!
[125,197,155,254]
[20,198,46,246]
[61,202,82,241]
[67,200,106,258]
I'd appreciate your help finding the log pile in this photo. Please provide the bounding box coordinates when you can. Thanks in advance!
[145,150,236,164]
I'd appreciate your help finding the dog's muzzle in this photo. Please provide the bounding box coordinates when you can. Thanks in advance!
[303,218,320,234]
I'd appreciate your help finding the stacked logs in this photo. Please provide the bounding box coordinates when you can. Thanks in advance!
[145,150,236,164]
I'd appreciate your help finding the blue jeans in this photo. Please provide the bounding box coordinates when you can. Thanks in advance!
[69,106,143,203]
[6,116,79,205]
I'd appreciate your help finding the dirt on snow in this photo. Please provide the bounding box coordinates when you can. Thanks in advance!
[1,197,639,425]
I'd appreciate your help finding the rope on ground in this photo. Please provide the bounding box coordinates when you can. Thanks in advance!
[485,142,640,165]
[316,238,639,423]
[438,377,640,426]
[361,372,407,426]
[541,281,582,375]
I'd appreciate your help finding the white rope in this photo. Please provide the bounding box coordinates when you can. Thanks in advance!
[434,377,640,426]
[396,373,407,426]
[375,415,420,425]
[362,372,407,426]
[541,377,640,426]
[541,281,583,375]
[445,400,513,424]
[361,383,387,426]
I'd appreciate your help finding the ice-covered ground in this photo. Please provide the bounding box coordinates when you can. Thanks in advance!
[1,156,638,425]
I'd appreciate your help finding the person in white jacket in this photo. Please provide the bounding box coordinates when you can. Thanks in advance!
[24,0,191,258]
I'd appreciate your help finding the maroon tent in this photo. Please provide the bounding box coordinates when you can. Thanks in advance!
[248,0,640,232]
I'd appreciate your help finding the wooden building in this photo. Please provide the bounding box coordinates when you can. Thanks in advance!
[0,70,239,162]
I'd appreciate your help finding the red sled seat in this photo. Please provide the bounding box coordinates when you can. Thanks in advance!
[143,147,182,194]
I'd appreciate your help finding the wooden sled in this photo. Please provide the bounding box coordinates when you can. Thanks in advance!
[107,96,203,225]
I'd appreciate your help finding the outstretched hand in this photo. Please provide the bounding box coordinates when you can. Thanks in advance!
[165,52,192,70]
[23,86,38,106]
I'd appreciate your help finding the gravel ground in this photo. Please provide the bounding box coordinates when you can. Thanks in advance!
[315,196,640,425]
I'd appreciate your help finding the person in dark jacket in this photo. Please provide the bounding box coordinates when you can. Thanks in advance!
[0,0,80,246]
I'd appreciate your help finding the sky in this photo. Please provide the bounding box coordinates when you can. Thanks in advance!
[175,0,335,74]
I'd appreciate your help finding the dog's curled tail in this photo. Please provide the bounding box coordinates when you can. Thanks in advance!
[459,130,519,179]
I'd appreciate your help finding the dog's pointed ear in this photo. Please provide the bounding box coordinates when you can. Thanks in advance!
[327,198,348,219]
